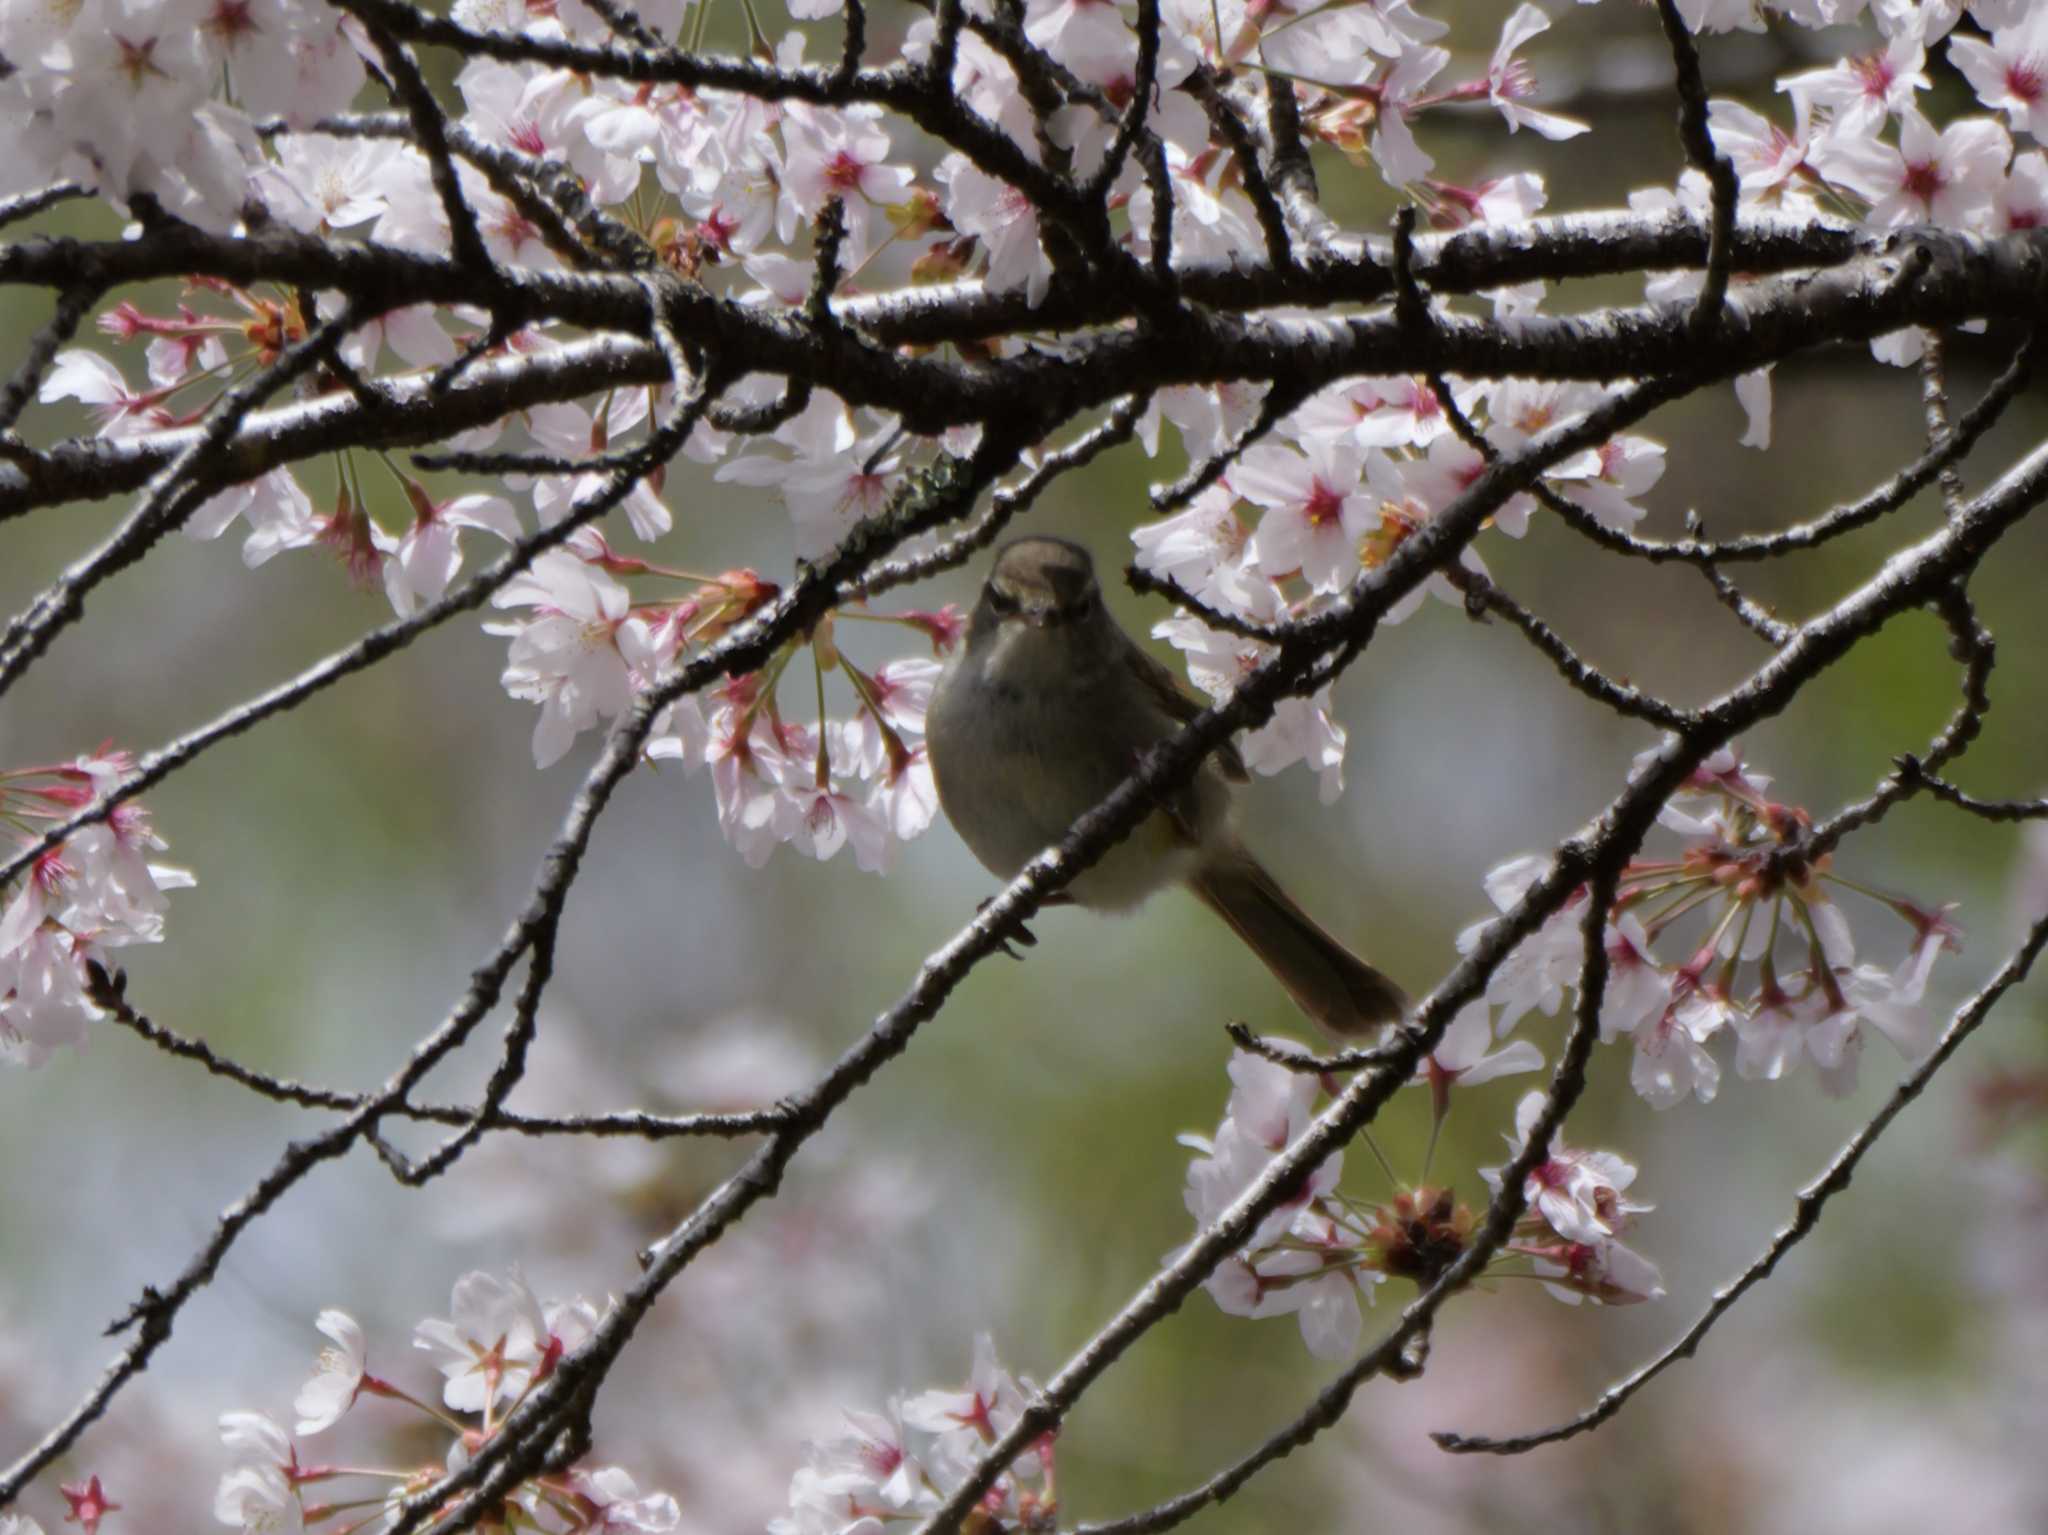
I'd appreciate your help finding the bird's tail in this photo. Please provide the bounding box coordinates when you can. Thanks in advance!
[1188,853,1408,1038]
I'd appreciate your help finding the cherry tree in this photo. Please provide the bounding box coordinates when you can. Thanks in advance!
[4,0,2048,1529]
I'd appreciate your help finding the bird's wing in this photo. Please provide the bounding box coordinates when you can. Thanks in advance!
[1121,638,1250,783]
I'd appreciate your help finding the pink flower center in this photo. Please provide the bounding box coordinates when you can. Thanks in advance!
[114,35,168,86]
[205,0,257,41]
[2008,59,2043,105]
[861,1441,904,1477]
[1852,51,1894,103]
[701,206,739,251]
[826,150,868,193]
[1302,480,1343,527]
[1901,157,1945,208]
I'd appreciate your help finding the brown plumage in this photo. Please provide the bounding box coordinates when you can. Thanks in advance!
[926,535,1407,1037]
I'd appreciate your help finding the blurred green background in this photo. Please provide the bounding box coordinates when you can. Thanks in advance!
[3,4,2048,1533]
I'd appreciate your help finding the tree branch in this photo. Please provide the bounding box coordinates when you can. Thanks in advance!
[1435,902,2048,1456]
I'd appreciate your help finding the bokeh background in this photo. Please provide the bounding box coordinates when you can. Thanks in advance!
[4,4,2048,1532]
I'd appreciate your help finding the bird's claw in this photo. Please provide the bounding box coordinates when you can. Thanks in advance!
[976,896,1040,960]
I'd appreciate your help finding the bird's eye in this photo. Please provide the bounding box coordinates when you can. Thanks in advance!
[986,584,1019,615]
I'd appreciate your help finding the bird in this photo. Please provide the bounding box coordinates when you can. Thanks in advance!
[924,535,1407,1037]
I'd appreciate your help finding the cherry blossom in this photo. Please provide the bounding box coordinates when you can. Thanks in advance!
[293,1310,367,1435]
[1484,1091,1653,1247]
[566,1468,681,1535]
[1413,1001,1545,1117]
[1708,97,1825,209]
[1463,745,1959,1108]
[1780,31,1930,135]
[1531,1232,1667,1306]
[1236,438,1377,594]
[935,154,1053,307]
[1950,12,2048,142]
[1368,41,1450,187]
[1154,581,1349,803]
[1135,383,1270,463]
[58,1477,119,1535]
[214,1412,302,1535]
[1815,105,2013,229]
[377,485,521,618]
[486,552,647,768]
[1129,487,1252,602]
[1480,1091,1666,1305]
[38,352,176,438]
[777,104,913,257]
[774,1338,1052,1533]
[526,393,674,543]
[715,394,903,560]
[221,1281,678,1535]
[1126,142,1265,266]
[1484,4,1592,142]
[1,757,193,1067]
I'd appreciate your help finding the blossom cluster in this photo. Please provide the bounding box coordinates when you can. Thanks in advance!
[1127,372,1677,802]
[16,0,1629,871]
[0,751,191,1068]
[1687,0,2048,364]
[1183,737,1970,1355]
[27,0,2035,883]
[215,1270,681,1535]
[1469,744,1958,1108]
[1179,1039,1657,1360]
[770,1335,1053,1535]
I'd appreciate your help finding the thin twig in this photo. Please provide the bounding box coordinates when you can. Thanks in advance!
[1148,381,1303,514]
[355,19,496,275]
[1918,328,1969,516]
[579,0,662,49]
[1435,904,2048,1456]
[0,181,87,232]
[381,274,707,1188]
[1688,512,1793,645]
[1893,761,2048,821]
[1123,568,1280,643]
[1088,0,1161,202]
[832,0,868,86]
[1653,0,1738,333]
[1800,581,1994,861]
[1222,1020,1401,1075]
[845,396,1148,602]
[1077,862,1625,1535]
[1188,67,1291,271]
[94,966,786,1139]
[1546,329,2036,566]
[0,285,96,437]
[0,304,367,699]
[1446,567,1694,730]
